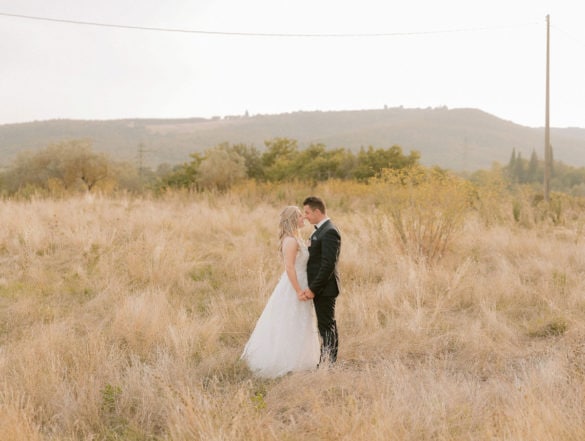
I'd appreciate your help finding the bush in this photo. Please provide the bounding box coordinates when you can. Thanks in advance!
[375,166,475,262]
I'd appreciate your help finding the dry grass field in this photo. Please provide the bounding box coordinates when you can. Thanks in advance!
[2,180,585,440]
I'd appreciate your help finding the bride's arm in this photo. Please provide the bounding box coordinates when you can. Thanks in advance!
[282,237,303,297]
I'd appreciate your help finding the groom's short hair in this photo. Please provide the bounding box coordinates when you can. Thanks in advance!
[303,196,326,214]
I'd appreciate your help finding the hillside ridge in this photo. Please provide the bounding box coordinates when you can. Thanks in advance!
[1,107,584,171]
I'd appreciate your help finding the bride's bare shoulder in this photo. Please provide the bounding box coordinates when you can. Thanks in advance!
[282,235,300,249]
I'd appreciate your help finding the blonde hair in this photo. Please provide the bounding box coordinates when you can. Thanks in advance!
[279,206,302,251]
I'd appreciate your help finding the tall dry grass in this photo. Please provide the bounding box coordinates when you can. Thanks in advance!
[1,185,585,440]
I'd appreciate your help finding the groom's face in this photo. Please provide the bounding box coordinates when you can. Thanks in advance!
[303,205,321,225]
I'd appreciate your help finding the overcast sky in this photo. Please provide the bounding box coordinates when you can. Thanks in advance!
[1,0,584,128]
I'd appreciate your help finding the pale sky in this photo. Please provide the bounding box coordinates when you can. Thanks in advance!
[1,0,584,128]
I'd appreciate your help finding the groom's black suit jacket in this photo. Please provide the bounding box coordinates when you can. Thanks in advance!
[307,219,341,297]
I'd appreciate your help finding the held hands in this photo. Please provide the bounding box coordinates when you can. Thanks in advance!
[297,288,315,301]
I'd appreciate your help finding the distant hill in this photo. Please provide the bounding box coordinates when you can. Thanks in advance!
[1,108,584,171]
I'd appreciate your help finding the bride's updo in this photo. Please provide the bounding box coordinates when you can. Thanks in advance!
[279,206,302,251]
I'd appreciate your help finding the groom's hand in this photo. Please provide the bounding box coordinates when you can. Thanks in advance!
[305,289,315,299]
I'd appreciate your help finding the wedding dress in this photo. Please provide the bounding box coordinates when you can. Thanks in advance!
[241,240,320,378]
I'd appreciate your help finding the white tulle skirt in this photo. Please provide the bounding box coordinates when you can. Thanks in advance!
[241,271,321,378]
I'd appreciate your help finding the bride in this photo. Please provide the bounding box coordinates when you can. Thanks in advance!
[241,206,320,378]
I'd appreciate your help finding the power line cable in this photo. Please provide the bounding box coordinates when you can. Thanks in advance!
[552,24,585,50]
[0,11,539,38]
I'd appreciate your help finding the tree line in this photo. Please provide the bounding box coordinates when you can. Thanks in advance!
[0,138,421,196]
[158,138,421,191]
[0,140,147,196]
[502,148,585,196]
[2,138,585,197]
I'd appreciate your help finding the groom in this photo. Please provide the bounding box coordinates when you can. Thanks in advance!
[300,196,341,364]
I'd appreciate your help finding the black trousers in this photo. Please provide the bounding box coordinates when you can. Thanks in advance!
[313,295,338,363]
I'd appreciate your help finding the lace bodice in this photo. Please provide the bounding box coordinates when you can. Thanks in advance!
[282,237,309,286]
[295,241,309,274]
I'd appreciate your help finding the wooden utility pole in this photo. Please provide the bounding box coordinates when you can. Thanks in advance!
[544,14,551,202]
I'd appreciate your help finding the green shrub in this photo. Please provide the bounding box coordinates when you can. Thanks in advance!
[375,166,475,262]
